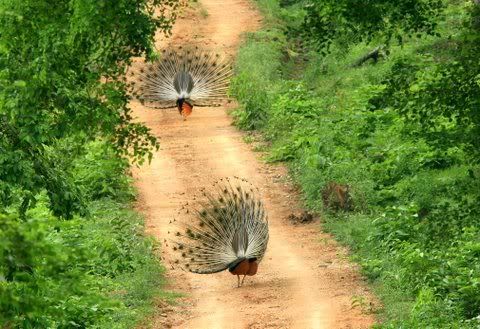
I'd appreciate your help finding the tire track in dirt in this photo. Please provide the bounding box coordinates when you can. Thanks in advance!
[131,1,376,328]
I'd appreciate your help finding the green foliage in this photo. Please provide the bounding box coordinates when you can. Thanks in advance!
[0,1,177,325]
[0,0,178,217]
[231,29,285,129]
[72,141,135,202]
[0,210,116,327]
[234,0,480,326]
[0,141,170,328]
[370,49,480,162]
[293,0,443,52]
[1,200,166,328]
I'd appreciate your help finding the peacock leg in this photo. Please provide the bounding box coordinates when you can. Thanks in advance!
[241,275,247,287]
[237,275,241,287]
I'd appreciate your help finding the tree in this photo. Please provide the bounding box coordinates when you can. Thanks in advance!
[296,0,443,51]
[0,0,178,217]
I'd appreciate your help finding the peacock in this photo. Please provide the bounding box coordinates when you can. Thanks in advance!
[129,46,233,120]
[169,177,269,287]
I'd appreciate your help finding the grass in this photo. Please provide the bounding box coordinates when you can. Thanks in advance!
[83,200,176,327]
[0,141,176,328]
[231,0,480,327]
[323,213,416,323]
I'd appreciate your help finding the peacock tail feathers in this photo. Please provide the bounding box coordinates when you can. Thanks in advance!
[129,46,233,109]
[169,177,269,274]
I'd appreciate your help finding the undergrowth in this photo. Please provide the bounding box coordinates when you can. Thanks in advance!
[0,141,174,328]
[232,0,480,327]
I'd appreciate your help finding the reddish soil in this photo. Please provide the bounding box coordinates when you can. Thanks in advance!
[131,1,376,328]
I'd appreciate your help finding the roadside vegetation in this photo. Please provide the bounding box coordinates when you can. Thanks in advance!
[231,0,480,327]
[0,0,178,327]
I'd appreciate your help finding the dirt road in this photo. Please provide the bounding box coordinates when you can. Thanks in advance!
[131,1,375,328]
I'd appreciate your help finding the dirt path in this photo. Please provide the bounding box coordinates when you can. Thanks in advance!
[131,1,375,328]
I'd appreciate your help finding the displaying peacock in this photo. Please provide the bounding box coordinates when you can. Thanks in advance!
[129,47,233,120]
[169,177,269,287]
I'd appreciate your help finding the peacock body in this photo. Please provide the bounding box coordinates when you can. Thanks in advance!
[130,47,233,120]
[169,177,269,287]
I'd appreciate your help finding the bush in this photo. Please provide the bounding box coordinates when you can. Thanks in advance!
[72,141,135,202]
[0,141,168,328]
[233,0,480,326]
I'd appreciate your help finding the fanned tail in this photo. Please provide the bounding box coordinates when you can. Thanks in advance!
[168,177,269,274]
[128,47,233,109]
